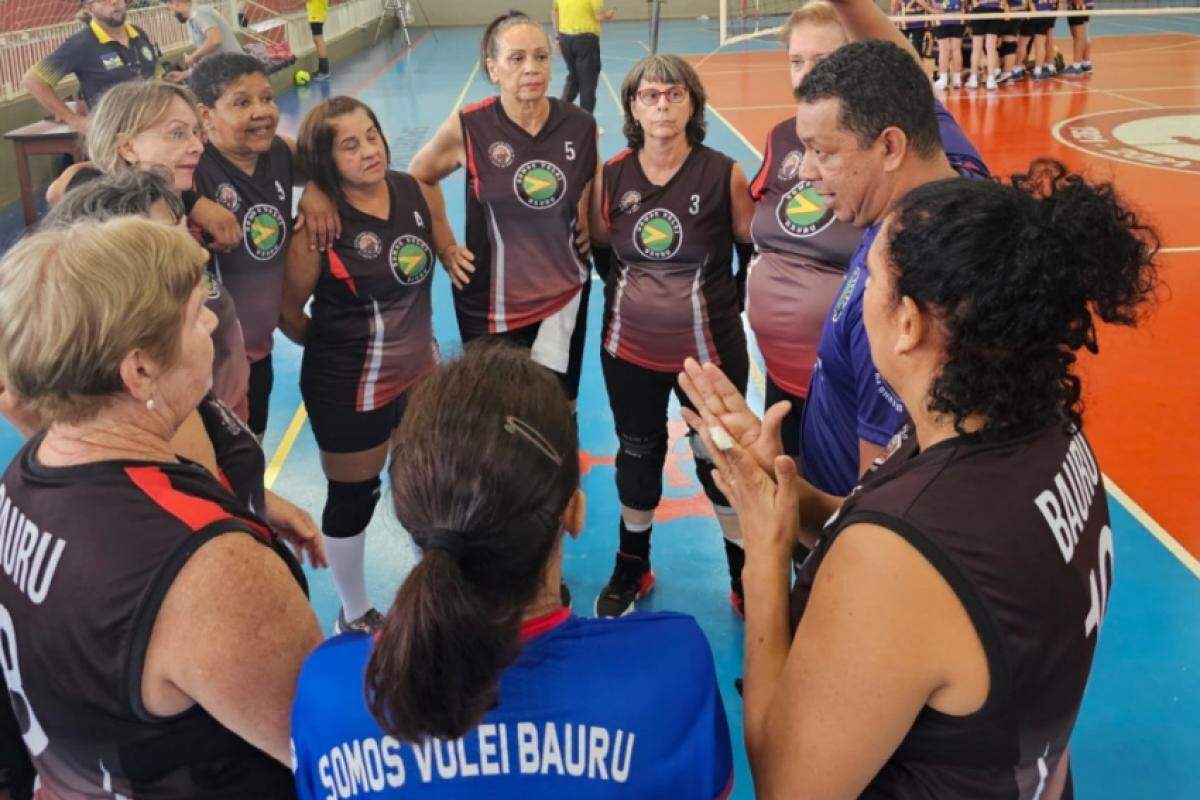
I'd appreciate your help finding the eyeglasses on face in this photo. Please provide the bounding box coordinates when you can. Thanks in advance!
[635,86,689,106]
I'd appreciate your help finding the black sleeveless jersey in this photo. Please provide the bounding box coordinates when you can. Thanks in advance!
[0,434,304,799]
[601,145,744,372]
[194,137,295,364]
[459,97,596,336]
[301,171,437,412]
[197,393,266,515]
[793,423,1113,799]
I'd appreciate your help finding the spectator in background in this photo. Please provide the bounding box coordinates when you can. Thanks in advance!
[164,0,244,82]
[553,0,615,115]
[23,0,161,133]
[308,0,331,80]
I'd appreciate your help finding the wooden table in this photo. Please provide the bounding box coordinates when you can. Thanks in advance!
[4,120,82,228]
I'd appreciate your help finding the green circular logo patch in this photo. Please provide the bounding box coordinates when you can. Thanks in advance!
[776,182,835,238]
[513,160,567,209]
[633,209,683,260]
[243,203,286,261]
[389,235,433,285]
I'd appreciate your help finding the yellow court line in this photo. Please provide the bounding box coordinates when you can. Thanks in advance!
[1104,477,1200,580]
[263,44,481,491]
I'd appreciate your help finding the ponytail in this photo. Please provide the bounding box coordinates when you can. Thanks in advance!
[480,10,537,81]
[365,343,579,742]
[886,160,1159,435]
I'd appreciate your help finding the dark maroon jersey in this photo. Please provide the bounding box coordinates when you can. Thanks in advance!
[194,137,294,364]
[197,393,266,515]
[202,264,251,421]
[793,423,1113,798]
[301,171,436,412]
[746,118,862,397]
[601,145,745,373]
[0,436,301,798]
[459,97,596,336]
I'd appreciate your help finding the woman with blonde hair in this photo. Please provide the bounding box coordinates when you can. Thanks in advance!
[0,218,323,798]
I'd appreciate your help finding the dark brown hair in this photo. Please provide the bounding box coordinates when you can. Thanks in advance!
[366,342,580,742]
[297,96,391,201]
[621,54,708,150]
[479,10,544,82]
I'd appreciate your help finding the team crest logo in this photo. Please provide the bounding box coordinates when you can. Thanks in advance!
[830,267,861,323]
[215,183,240,212]
[388,235,433,285]
[777,182,835,238]
[488,141,515,168]
[141,46,153,61]
[243,204,286,261]
[354,231,383,260]
[778,150,803,181]
[513,160,567,209]
[1054,107,1200,175]
[633,209,683,261]
[618,190,642,213]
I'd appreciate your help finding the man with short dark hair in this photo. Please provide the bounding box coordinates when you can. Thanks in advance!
[23,0,161,133]
[164,0,243,82]
[791,0,989,497]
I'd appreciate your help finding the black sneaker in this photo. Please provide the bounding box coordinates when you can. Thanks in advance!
[594,553,655,618]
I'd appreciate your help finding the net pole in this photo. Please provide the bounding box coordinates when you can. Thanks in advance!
[649,0,662,53]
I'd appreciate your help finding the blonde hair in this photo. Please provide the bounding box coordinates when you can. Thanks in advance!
[779,1,847,45]
[85,80,201,175]
[0,218,207,424]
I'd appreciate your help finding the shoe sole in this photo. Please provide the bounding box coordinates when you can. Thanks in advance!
[593,571,656,618]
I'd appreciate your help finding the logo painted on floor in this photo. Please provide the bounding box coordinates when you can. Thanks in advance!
[1055,107,1200,175]
[579,420,712,522]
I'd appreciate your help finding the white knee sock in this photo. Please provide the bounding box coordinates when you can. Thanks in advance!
[324,532,371,620]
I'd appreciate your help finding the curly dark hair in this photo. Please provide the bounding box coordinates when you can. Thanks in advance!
[796,39,940,158]
[886,159,1159,436]
[187,52,268,107]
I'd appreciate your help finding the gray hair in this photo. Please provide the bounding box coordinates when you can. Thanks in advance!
[620,54,708,150]
[43,168,185,228]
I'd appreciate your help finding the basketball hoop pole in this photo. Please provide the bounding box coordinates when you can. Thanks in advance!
[648,0,662,53]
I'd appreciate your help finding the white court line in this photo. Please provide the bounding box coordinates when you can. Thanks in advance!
[452,60,481,112]
[600,70,623,112]
[1105,477,1200,580]
[1161,246,1200,254]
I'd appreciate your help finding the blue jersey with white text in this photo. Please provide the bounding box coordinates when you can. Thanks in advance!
[799,100,988,496]
[291,610,734,800]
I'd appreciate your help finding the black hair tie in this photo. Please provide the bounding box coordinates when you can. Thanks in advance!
[423,529,469,560]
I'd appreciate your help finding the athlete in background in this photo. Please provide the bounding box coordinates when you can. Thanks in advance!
[292,344,734,799]
[282,97,438,634]
[589,54,755,617]
[410,11,599,403]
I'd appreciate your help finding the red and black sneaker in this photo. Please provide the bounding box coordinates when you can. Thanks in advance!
[594,553,655,618]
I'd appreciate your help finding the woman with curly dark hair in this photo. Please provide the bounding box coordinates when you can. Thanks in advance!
[680,162,1158,799]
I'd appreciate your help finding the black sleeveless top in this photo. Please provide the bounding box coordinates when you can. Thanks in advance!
[459,96,596,337]
[601,145,743,373]
[0,418,303,799]
[792,423,1111,798]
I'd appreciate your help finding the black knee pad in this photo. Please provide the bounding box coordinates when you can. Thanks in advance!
[322,477,381,538]
[615,432,668,511]
[999,40,1018,57]
[688,432,730,507]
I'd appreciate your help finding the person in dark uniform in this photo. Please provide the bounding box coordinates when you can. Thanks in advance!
[681,160,1158,799]
[22,0,161,133]
[410,11,599,403]
[932,0,967,89]
[0,218,325,798]
[282,97,438,635]
[189,53,339,438]
[746,2,857,465]
[552,0,615,115]
[290,343,734,799]
[1063,0,1093,75]
[588,54,755,618]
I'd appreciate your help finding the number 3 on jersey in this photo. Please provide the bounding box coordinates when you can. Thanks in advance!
[689,194,700,215]
[0,602,48,755]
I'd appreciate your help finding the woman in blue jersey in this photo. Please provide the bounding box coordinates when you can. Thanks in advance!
[409,11,599,403]
[281,96,438,634]
[291,343,734,800]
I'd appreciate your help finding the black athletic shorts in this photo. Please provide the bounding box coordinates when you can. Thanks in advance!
[765,374,804,460]
[970,16,1005,36]
[305,390,409,454]
[247,354,273,437]
[1069,14,1089,25]
[1002,18,1022,37]
[935,24,966,39]
[1022,18,1055,35]
[461,280,590,401]
[904,27,932,57]
[309,21,324,35]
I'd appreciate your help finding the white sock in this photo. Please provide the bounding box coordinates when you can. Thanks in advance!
[324,532,372,620]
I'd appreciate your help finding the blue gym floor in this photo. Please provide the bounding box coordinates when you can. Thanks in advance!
[2,16,1198,797]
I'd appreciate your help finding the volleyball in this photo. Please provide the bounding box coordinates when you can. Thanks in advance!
[294,69,312,86]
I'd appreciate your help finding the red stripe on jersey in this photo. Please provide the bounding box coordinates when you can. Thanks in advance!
[715,773,734,800]
[749,130,774,200]
[461,96,497,115]
[464,129,481,201]
[124,466,269,542]
[328,250,358,295]
[519,607,571,642]
[605,148,633,168]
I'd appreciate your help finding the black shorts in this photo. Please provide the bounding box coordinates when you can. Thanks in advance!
[765,374,804,459]
[1069,14,1089,25]
[1022,18,1055,35]
[904,27,933,57]
[970,16,1004,36]
[935,24,966,39]
[247,354,273,437]
[1002,18,1022,37]
[309,21,324,35]
[305,390,410,454]
[461,280,590,401]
